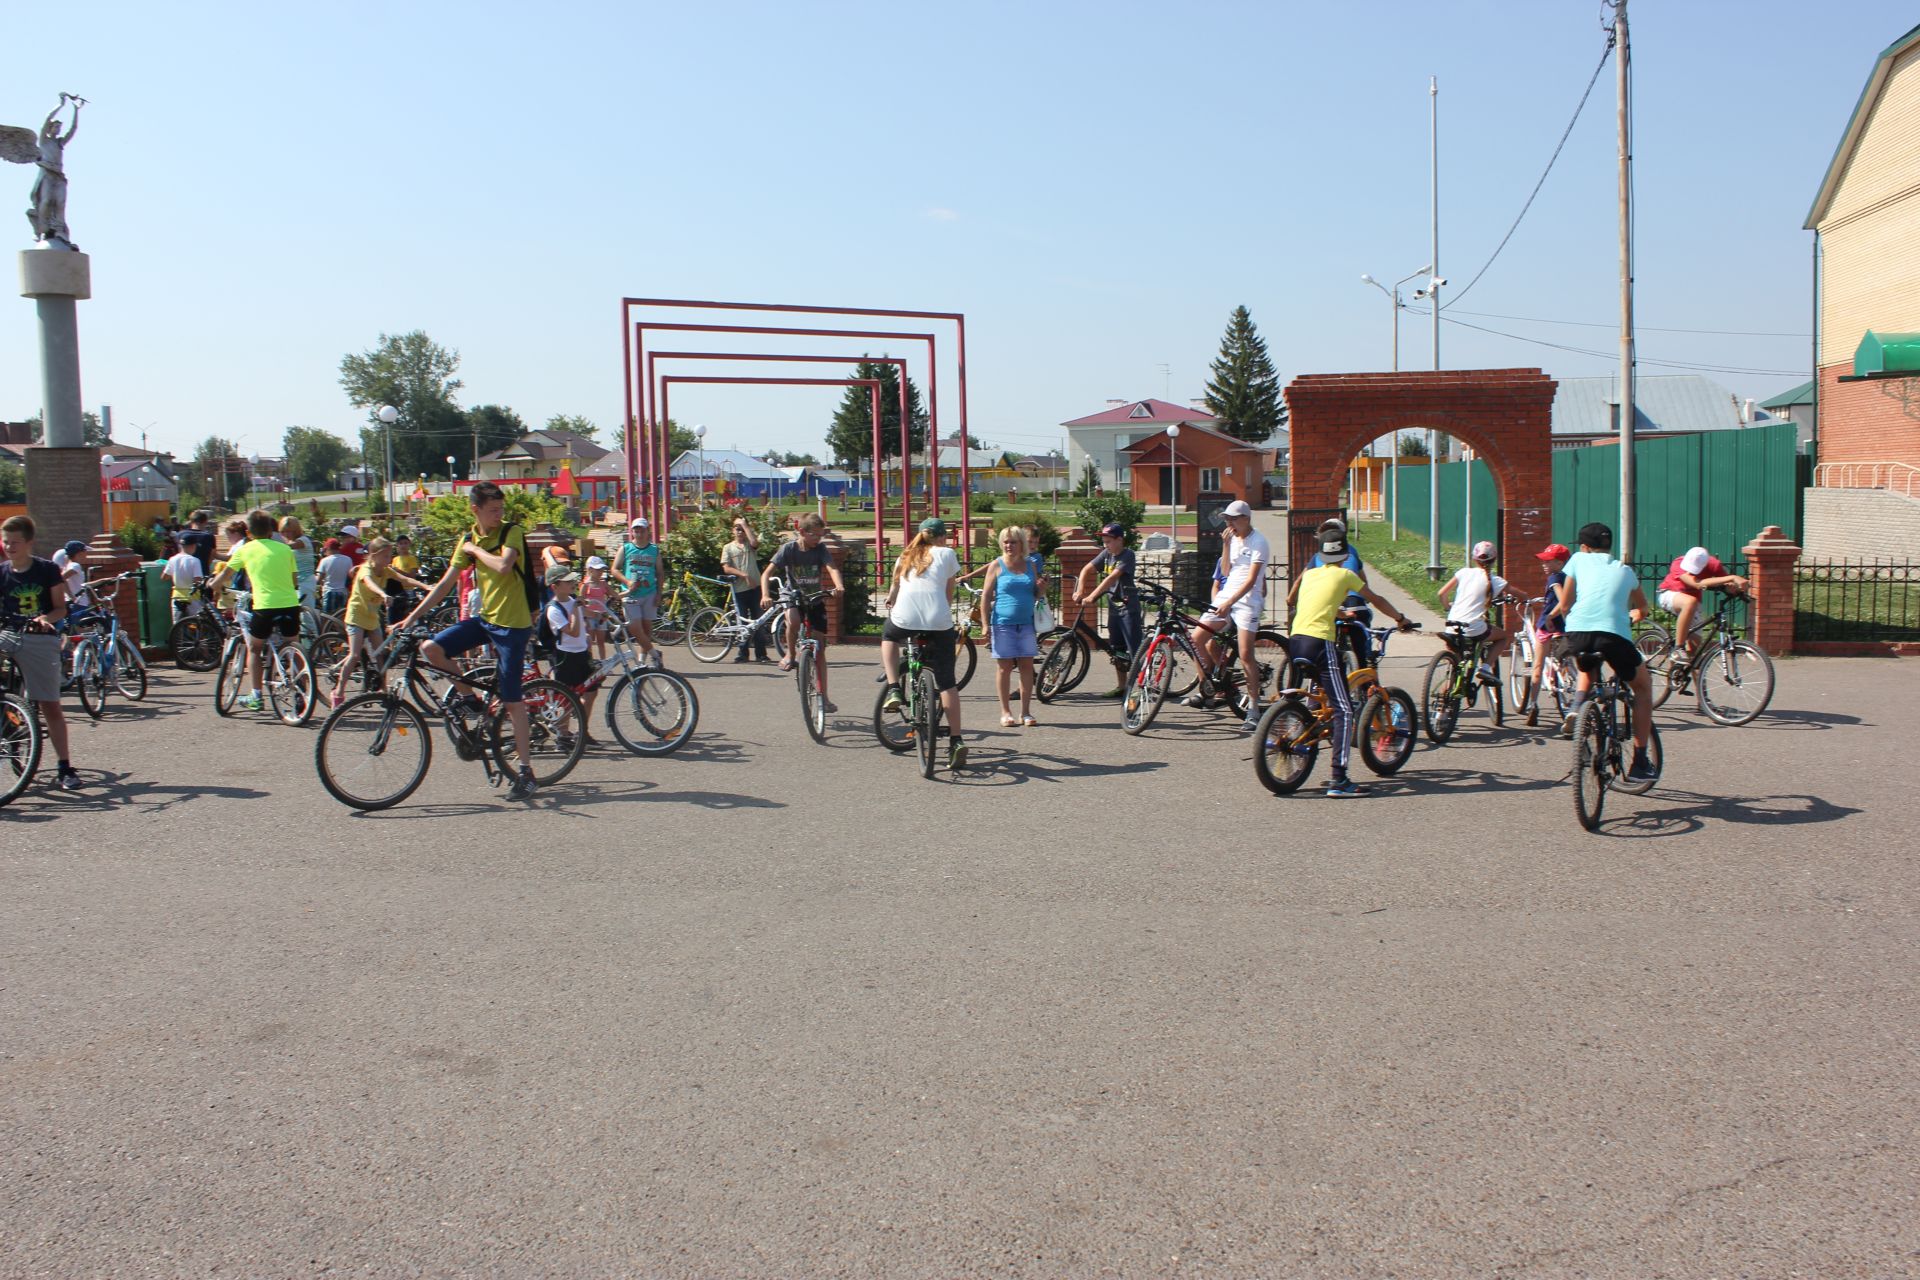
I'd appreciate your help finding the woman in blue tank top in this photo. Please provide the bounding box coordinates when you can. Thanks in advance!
[982,525,1044,727]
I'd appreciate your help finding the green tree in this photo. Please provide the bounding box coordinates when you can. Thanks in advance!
[1397,433,1429,458]
[763,449,820,467]
[824,359,928,468]
[545,413,599,442]
[0,460,23,503]
[191,436,249,506]
[338,330,465,482]
[1075,459,1102,497]
[25,410,109,446]
[1075,494,1147,546]
[664,419,701,459]
[1203,305,1286,443]
[282,425,353,489]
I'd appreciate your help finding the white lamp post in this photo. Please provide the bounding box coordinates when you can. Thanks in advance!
[376,405,399,513]
[1166,423,1181,539]
[445,456,456,498]
[694,423,707,507]
[249,453,260,511]
[100,453,115,529]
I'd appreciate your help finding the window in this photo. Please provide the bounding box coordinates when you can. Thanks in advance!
[1200,467,1221,491]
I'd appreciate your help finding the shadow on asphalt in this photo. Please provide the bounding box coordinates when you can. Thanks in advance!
[1331,766,1559,798]
[0,771,270,821]
[1593,790,1863,838]
[942,749,1171,788]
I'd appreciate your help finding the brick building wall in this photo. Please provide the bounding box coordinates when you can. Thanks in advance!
[1815,362,1920,471]
[1803,485,1920,561]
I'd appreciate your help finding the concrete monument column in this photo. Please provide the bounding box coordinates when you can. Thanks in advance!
[20,248,99,547]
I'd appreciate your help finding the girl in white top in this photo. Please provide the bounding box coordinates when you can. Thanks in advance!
[880,517,967,768]
[1436,540,1513,673]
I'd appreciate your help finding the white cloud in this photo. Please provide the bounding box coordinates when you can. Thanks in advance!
[922,206,961,222]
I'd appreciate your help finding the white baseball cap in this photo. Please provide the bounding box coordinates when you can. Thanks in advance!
[586,555,608,569]
[629,517,649,529]
[1678,546,1711,574]
[1472,540,1498,562]
[1223,499,1253,517]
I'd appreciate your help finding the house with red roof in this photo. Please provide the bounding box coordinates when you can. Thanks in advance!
[1121,422,1275,509]
[1062,398,1220,496]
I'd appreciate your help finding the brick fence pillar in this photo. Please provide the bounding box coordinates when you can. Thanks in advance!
[1742,525,1803,656]
[81,530,146,646]
[824,539,850,644]
[1054,530,1100,628]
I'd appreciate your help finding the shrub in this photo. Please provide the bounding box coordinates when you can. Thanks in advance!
[970,493,997,515]
[993,512,1060,559]
[661,505,785,579]
[118,518,163,561]
[1074,494,1146,546]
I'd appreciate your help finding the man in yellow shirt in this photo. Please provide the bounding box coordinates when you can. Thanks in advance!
[398,482,540,799]
[1284,528,1410,798]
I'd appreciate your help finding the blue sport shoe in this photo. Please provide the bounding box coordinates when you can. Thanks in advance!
[1325,776,1363,798]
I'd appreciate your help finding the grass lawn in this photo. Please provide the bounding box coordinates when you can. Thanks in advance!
[1349,521,1469,616]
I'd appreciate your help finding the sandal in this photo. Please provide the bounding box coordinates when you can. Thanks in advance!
[1000,714,1018,727]
[1021,715,1038,727]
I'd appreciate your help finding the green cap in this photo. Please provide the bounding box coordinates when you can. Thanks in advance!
[918,517,948,537]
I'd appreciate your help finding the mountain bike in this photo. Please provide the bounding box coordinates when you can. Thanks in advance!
[1632,588,1774,726]
[170,584,231,671]
[1120,584,1283,734]
[1036,597,1132,703]
[871,631,945,776]
[1252,641,1420,794]
[0,636,45,808]
[780,586,833,743]
[60,574,149,718]
[314,625,586,810]
[212,622,318,727]
[653,570,726,646]
[1569,652,1663,831]
[1421,598,1520,744]
[683,582,791,664]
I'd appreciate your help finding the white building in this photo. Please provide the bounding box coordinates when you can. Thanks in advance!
[1062,398,1218,491]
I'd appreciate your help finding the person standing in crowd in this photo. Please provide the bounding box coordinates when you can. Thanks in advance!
[542,563,601,737]
[581,555,612,661]
[51,540,93,618]
[720,516,768,664]
[315,538,352,615]
[982,525,1042,728]
[279,516,317,607]
[179,509,216,577]
[335,524,366,566]
[162,539,204,619]
[1072,522,1140,697]
[0,515,83,790]
[614,518,663,669]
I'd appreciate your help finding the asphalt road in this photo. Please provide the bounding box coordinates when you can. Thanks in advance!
[2,646,1913,1277]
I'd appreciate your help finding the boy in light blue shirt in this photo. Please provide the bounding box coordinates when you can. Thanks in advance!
[1549,521,1657,783]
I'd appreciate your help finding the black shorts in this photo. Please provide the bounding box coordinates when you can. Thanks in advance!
[551,648,595,688]
[882,621,958,692]
[247,606,301,641]
[1561,630,1641,680]
[798,602,829,634]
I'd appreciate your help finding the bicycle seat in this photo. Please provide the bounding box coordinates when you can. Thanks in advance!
[1283,657,1320,689]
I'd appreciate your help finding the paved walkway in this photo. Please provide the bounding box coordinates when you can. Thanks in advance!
[1249,508,1447,652]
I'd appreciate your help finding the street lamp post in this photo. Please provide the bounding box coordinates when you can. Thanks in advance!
[446,456,456,497]
[1166,423,1181,539]
[1361,265,1430,542]
[249,454,260,512]
[377,405,399,517]
[693,423,707,509]
[99,452,115,532]
[1412,272,1448,579]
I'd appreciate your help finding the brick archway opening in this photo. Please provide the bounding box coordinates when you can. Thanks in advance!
[1284,369,1558,575]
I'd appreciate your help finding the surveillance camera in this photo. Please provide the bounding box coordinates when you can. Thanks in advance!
[1430,277,1447,288]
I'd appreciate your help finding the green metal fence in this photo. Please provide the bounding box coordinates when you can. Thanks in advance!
[1383,424,1804,568]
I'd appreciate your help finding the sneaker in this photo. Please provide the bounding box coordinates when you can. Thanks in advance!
[56,765,82,792]
[1560,698,1587,738]
[882,684,903,710]
[450,693,485,718]
[240,692,262,711]
[820,699,838,715]
[1626,752,1660,784]
[1182,691,1211,709]
[1326,776,1364,798]
[1101,687,1126,700]
[1242,712,1263,732]
[505,768,538,801]
[1476,663,1496,682]
[947,741,968,770]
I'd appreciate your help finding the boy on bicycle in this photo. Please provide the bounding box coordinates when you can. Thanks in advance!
[1657,546,1748,660]
[205,509,303,714]
[1551,521,1658,784]
[1524,543,1571,715]
[0,514,82,790]
[1287,532,1412,798]
[762,513,845,713]
[1185,500,1270,729]
[1072,522,1140,697]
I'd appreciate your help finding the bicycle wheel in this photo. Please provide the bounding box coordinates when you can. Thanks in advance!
[311,633,348,704]
[169,615,221,671]
[315,694,431,811]
[1612,721,1663,796]
[1509,633,1535,713]
[1421,653,1461,744]
[685,606,732,663]
[1035,632,1083,704]
[605,670,699,755]
[1357,687,1418,776]
[1166,639,1203,699]
[0,694,43,808]
[1121,641,1176,735]
[1635,623,1676,710]
[1487,670,1505,728]
[954,633,977,691]
[1250,627,1288,705]
[915,668,941,779]
[1572,703,1608,832]
[1695,641,1774,727]
[109,632,149,701]
[214,642,247,716]
[268,645,316,727]
[74,640,108,721]
[1054,629,1092,695]
[1252,697,1318,796]
[490,677,586,786]
[872,681,915,752]
[653,607,685,647]
[798,645,828,743]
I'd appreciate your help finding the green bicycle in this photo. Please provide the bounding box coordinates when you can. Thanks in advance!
[873,631,960,776]
[1421,595,1521,744]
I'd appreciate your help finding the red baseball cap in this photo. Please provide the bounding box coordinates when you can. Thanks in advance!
[1535,543,1571,561]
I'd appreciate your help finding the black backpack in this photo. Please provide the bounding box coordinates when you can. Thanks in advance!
[489,521,542,618]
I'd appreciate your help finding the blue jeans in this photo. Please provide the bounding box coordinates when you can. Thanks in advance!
[1107,601,1142,662]
[430,617,532,702]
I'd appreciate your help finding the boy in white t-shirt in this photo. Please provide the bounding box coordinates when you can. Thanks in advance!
[543,563,599,739]
[1436,540,1512,678]
[1185,500,1272,729]
[162,547,205,618]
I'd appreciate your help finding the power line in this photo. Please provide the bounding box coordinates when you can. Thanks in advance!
[1444,33,1615,309]
[1429,307,1809,339]
[1436,314,1808,378]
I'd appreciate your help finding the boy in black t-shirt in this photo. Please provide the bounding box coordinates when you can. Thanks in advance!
[0,515,81,789]
[759,514,845,711]
[1072,522,1142,696]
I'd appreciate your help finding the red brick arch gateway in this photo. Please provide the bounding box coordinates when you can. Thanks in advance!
[1284,369,1559,575]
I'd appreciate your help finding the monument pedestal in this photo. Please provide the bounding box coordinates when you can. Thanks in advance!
[19,248,96,546]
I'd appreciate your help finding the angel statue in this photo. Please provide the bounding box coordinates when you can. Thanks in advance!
[2,93,86,250]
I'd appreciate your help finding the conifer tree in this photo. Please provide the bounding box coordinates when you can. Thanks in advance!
[1203,306,1286,442]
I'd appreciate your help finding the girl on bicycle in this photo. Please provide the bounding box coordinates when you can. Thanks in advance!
[1524,543,1570,712]
[880,518,967,769]
[1436,541,1512,680]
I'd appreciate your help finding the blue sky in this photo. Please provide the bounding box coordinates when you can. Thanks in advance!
[2,1,1906,465]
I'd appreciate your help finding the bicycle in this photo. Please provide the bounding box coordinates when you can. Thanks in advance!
[1251,640,1421,794]
[1508,599,1579,729]
[169,583,231,671]
[872,630,954,777]
[653,570,726,646]
[774,586,834,743]
[683,581,792,664]
[1632,588,1774,726]
[0,636,46,808]
[1569,651,1664,831]
[1119,584,1284,735]
[60,574,148,718]
[1335,615,1421,770]
[1420,596,1520,744]
[1036,596,1132,703]
[313,625,586,810]
[212,618,318,727]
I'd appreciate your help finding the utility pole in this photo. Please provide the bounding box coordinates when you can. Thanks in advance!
[1612,0,1636,561]
[1427,73,1444,580]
